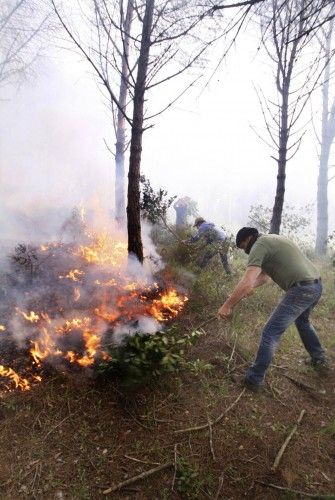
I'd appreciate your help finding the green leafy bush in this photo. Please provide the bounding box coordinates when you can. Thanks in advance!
[140,175,176,224]
[97,327,203,386]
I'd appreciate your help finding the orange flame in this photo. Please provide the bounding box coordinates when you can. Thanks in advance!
[1,214,188,392]
[17,309,40,323]
[0,365,30,391]
[59,269,85,282]
[66,351,76,363]
[56,317,91,334]
[17,309,51,325]
[94,278,117,287]
[77,329,101,367]
[94,306,120,323]
[30,327,55,365]
[76,234,127,267]
[148,290,188,322]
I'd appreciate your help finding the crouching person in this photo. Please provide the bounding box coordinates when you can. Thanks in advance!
[184,217,231,275]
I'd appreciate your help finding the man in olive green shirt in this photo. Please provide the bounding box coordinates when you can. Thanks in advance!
[218,227,327,392]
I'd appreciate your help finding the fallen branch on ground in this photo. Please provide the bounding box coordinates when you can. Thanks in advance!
[255,480,333,498]
[192,315,217,331]
[43,411,79,440]
[124,455,161,465]
[272,409,306,471]
[171,444,178,491]
[214,475,224,500]
[102,462,173,494]
[174,388,245,434]
[191,315,250,367]
[207,413,216,461]
[227,331,237,372]
[283,375,320,398]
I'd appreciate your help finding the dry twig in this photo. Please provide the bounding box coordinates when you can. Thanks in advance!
[193,315,218,331]
[171,444,178,491]
[255,480,333,498]
[175,388,245,434]
[207,413,216,461]
[272,409,306,471]
[102,462,173,494]
[124,455,161,465]
[283,374,318,393]
[43,412,78,440]
[214,475,224,500]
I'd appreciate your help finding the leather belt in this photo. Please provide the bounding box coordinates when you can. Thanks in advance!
[292,278,321,287]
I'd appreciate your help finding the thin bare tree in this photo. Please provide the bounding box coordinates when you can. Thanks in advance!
[211,0,335,34]
[0,0,50,90]
[315,17,335,255]
[51,0,245,262]
[53,0,298,261]
[256,0,332,234]
[114,0,134,227]
[126,0,154,261]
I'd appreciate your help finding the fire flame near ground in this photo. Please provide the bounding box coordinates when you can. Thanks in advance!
[0,213,187,392]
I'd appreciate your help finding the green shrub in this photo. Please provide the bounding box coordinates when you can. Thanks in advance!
[140,175,176,224]
[176,458,199,497]
[97,327,203,386]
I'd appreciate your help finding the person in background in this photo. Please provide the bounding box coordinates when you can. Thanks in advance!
[184,217,232,275]
[218,227,328,392]
[173,197,189,227]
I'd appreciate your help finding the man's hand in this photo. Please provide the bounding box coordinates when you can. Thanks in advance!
[218,267,263,321]
[218,302,233,319]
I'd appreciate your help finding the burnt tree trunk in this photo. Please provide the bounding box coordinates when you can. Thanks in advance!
[315,22,335,255]
[115,0,134,227]
[127,0,154,263]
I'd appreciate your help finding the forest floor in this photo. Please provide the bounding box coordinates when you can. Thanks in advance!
[0,260,335,499]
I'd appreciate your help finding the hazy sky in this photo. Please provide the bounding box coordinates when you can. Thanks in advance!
[0,20,334,241]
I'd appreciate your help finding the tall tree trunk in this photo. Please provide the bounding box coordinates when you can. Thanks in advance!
[269,5,302,235]
[127,0,154,263]
[115,0,134,227]
[316,132,331,255]
[270,84,289,234]
[315,21,334,255]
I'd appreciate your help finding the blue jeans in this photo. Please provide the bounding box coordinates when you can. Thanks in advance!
[198,245,231,275]
[246,281,325,386]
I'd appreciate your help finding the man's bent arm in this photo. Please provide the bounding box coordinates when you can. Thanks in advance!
[225,266,262,308]
[254,270,270,288]
[218,266,263,319]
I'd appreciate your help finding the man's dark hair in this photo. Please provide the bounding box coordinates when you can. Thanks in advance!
[236,227,259,248]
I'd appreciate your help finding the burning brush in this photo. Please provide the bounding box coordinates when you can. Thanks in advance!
[0,215,188,392]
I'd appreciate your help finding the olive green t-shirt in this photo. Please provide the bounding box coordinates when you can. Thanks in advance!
[247,235,319,291]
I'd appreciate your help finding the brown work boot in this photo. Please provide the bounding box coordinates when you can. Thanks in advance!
[230,374,264,393]
[243,378,264,393]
